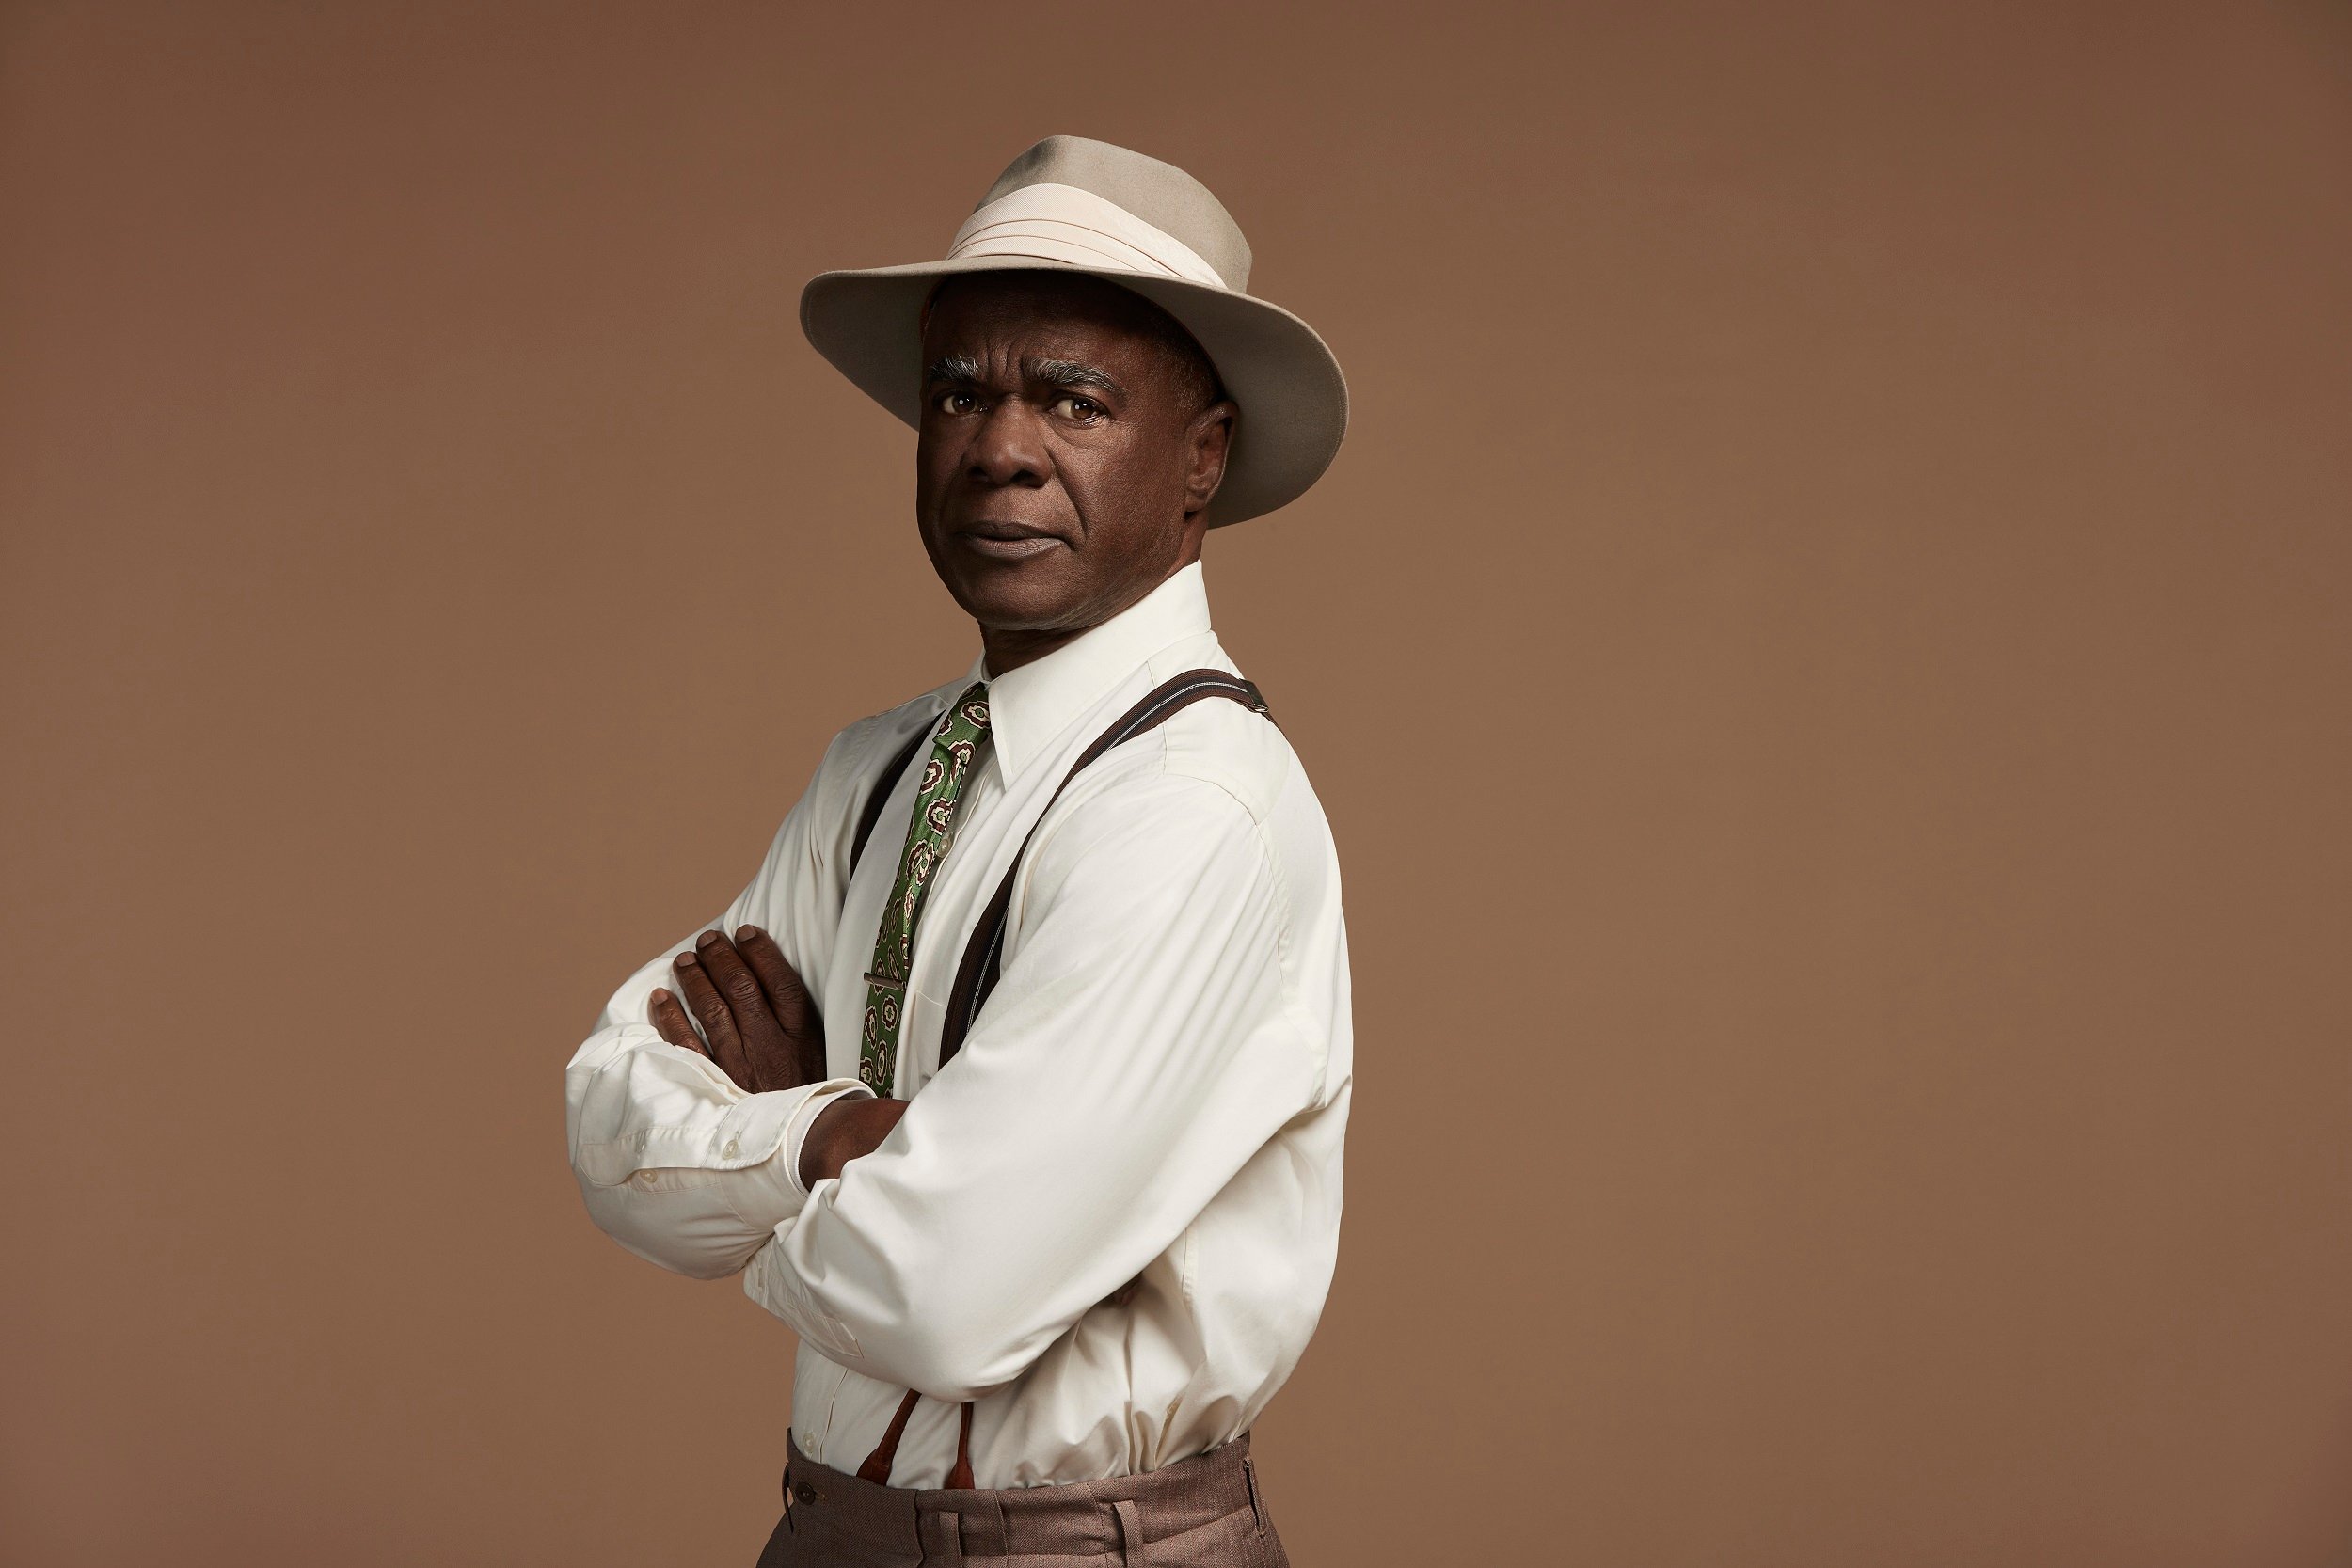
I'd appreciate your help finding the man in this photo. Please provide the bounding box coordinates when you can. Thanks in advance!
[564,135,1351,1567]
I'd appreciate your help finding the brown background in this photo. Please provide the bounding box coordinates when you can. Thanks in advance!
[4,3,2348,1563]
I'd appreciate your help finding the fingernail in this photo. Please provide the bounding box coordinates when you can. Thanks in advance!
[675,953,695,969]
[696,931,722,948]
[736,925,758,942]
[650,988,671,1005]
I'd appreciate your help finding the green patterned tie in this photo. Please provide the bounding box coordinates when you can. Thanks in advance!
[858,682,993,1095]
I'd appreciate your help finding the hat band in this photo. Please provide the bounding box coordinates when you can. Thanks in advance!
[946,182,1226,290]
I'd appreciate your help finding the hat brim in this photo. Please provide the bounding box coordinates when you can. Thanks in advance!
[800,257,1347,527]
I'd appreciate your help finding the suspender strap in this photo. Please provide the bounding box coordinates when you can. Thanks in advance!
[945,1399,977,1490]
[855,1388,922,1484]
[936,669,1273,1068]
[854,1388,979,1489]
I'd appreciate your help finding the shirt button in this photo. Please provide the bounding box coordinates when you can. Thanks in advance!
[723,1139,740,1158]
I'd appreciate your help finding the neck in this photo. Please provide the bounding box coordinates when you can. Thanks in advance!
[978,539,1202,676]
[980,623,1087,675]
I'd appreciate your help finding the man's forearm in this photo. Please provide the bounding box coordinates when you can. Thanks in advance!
[799,1094,911,1188]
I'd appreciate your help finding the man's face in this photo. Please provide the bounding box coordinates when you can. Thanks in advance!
[914,273,1232,641]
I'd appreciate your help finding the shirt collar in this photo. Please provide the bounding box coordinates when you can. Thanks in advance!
[971,560,1215,782]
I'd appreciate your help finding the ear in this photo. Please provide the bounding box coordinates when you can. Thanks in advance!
[1184,398,1238,515]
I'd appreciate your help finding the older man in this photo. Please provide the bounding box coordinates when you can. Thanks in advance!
[564,135,1351,1567]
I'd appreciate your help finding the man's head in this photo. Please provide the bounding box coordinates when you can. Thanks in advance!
[914,271,1236,659]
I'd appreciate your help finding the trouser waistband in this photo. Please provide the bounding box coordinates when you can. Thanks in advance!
[772,1429,1277,1564]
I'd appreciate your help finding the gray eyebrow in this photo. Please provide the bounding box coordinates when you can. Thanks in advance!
[1025,356,1124,397]
[923,352,983,385]
[919,353,1126,398]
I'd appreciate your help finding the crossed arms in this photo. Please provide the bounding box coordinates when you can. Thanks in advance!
[645,922,909,1190]
[564,752,1325,1402]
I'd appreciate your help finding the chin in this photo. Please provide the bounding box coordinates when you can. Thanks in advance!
[943,557,1090,633]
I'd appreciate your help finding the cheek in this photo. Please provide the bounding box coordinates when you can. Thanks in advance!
[1059,434,1177,526]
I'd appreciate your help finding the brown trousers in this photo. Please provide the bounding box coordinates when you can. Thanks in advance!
[755,1431,1291,1567]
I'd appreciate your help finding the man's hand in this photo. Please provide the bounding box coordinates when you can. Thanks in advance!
[649,926,824,1094]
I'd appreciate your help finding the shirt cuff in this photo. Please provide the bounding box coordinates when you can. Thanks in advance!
[781,1079,876,1203]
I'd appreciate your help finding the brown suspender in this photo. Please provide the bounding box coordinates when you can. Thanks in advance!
[937,669,1274,1069]
[845,668,1275,1489]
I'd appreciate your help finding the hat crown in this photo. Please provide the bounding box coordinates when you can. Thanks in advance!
[975,135,1253,294]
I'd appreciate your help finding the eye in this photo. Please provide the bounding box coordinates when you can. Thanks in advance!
[934,388,980,416]
[1051,394,1104,421]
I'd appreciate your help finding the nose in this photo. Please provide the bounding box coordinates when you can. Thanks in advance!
[966,399,1049,489]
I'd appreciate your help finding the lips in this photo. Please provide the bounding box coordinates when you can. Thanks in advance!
[955,520,1068,562]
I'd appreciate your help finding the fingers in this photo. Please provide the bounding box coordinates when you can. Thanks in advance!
[648,988,706,1055]
[735,926,816,1039]
[693,928,792,1077]
[736,925,826,1087]
[650,927,818,1096]
[672,946,750,1086]
[693,930,778,1034]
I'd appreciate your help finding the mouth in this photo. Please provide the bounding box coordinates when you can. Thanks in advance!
[955,520,1068,562]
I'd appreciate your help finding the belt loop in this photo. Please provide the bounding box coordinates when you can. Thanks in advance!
[958,1495,1009,1557]
[1112,1497,1148,1566]
[1242,1453,1267,1536]
[917,1504,965,1565]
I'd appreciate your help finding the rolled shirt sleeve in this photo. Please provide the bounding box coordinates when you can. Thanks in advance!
[565,1019,871,1278]
[564,722,886,1279]
[739,768,1326,1401]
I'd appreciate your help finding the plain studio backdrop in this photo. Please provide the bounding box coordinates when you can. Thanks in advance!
[3,4,2348,1564]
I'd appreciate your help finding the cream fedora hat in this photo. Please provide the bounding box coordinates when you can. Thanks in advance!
[801,135,1347,527]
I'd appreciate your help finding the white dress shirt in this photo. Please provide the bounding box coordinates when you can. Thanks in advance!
[564,562,1352,1489]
